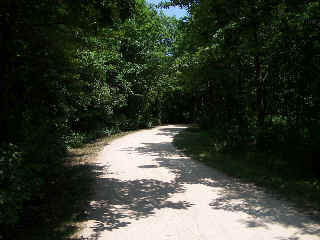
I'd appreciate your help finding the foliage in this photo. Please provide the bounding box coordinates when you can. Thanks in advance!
[0,0,185,234]
[169,0,320,176]
[0,144,26,225]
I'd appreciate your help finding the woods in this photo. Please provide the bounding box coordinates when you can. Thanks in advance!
[1,0,319,237]
[0,0,180,233]
[169,0,320,168]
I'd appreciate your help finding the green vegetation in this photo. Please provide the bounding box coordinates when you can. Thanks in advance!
[1,0,320,237]
[0,0,182,236]
[174,126,320,212]
[166,0,320,211]
[13,163,94,240]
[12,131,129,240]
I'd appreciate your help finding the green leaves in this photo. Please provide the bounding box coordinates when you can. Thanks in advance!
[0,144,27,225]
[0,0,139,232]
[171,0,320,159]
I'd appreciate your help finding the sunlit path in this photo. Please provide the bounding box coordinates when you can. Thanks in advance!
[76,125,320,240]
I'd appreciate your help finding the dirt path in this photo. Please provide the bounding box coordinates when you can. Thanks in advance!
[76,125,320,240]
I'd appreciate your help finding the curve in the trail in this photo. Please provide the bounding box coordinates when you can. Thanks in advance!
[76,125,320,240]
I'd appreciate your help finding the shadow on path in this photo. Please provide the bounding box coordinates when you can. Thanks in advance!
[87,166,190,229]
[80,126,320,240]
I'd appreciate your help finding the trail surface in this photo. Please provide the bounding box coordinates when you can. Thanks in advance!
[76,125,320,240]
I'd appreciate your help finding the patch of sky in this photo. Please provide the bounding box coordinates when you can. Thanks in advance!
[146,0,188,19]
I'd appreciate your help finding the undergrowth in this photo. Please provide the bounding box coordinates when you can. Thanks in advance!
[3,130,130,240]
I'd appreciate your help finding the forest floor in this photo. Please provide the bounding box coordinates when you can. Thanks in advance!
[73,125,320,240]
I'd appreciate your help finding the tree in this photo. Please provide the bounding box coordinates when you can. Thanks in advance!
[0,0,136,231]
[170,0,320,164]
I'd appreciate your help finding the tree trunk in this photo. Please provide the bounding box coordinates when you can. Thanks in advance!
[254,31,265,128]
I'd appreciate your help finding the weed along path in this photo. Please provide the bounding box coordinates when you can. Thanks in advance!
[75,125,320,240]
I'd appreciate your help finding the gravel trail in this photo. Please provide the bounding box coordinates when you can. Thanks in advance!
[76,125,320,240]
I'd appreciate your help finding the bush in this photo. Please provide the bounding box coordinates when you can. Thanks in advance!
[0,144,28,227]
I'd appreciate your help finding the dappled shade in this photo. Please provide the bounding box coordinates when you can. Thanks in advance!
[77,126,320,240]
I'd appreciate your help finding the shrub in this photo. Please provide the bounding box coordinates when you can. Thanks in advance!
[0,144,28,227]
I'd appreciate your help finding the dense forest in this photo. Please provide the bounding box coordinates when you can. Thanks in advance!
[1,0,319,236]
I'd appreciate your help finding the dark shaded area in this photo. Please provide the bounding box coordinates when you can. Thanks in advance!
[138,164,158,168]
[10,163,96,240]
[87,176,191,232]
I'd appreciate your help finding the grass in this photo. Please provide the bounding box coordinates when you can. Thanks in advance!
[66,131,131,165]
[11,131,131,240]
[173,126,320,215]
